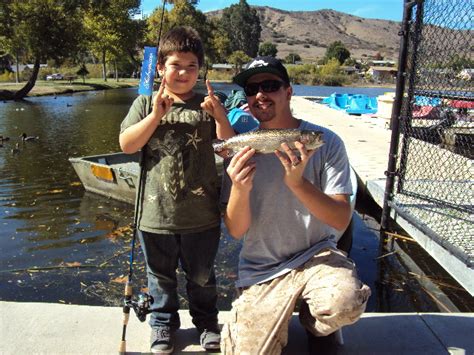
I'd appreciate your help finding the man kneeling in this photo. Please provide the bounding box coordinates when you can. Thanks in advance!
[220,56,371,354]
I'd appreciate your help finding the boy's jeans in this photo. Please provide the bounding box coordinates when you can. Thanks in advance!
[139,226,220,331]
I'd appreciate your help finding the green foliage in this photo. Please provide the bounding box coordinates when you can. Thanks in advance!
[220,0,261,57]
[228,50,251,75]
[320,58,342,76]
[258,42,277,57]
[344,57,357,67]
[286,64,318,84]
[1,1,84,63]
[284,53,301,64]
[325,41,351,65]
[84,0,143,80]
[445,54,474,71]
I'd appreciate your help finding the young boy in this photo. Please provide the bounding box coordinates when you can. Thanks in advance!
[119,26,234,354]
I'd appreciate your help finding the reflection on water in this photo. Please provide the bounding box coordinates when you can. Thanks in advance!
[0,84,419,311]
[0,86,245,308]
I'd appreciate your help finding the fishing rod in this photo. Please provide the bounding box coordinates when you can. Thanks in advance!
[119,1,167,353]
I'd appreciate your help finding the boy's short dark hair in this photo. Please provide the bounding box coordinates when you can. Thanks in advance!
[158,26,204,67]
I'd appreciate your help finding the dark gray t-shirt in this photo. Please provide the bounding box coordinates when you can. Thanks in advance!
[121,93,220,234]
[222,120,352,287]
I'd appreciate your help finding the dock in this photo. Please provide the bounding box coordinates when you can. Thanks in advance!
[1,301,473,354]
[291,97,474,296]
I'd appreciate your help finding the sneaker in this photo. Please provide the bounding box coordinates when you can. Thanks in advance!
[199,324,221,352]
[150,326,174,354]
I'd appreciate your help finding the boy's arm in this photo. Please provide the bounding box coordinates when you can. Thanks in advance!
[119,78,173,154]
[223,147,256,239]
[201,80,235,139]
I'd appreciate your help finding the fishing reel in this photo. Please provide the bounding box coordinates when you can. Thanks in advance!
[124,292,154,322]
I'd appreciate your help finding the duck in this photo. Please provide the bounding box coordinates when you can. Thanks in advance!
[20,133,39,142]
[0,135,10,142]
[11,143,20,154]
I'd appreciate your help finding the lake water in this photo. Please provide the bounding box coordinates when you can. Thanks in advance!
[0,83,443,313]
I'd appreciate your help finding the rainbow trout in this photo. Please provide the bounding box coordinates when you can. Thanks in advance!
[213,129,324,157]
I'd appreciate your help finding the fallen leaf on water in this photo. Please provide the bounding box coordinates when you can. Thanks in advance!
[48,189,64,194]
[111,275,128,284]
[70,182,82,187]
[65,261,82,267]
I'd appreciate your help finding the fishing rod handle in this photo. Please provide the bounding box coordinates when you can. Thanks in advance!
[119,339,126,354]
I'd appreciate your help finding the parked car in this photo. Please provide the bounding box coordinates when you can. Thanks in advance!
[46,73,63,80]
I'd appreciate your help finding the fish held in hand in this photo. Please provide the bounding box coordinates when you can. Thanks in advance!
[213,129,324,157]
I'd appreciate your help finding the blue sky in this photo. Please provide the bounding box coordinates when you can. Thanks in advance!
[141,0,404,22]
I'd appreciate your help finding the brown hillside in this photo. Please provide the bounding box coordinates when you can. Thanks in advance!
[207,6,402,61]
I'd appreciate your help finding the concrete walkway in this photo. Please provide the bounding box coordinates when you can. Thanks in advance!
[290,96,392,185]
[1,301,473,354]
[290,97,474,296]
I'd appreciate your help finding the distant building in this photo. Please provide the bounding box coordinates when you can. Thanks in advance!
[11,63,48,73]
[211,63,233,73]
[458,68,474,81]
[367,66,398,82]
[342,66,359,74]
[368,60,396,67]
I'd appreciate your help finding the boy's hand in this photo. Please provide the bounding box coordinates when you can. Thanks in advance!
[152,76,173,120]
[201,79,227,122]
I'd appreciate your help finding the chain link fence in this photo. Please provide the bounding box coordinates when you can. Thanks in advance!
[391,0,473,267]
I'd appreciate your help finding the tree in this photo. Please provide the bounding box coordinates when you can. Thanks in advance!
[220,0,261,57]
[0,0,84,100]
[228,50,251,76]
[258,42,277,57]
[84,0,141,81]
[285,53,301,64]
[207,17,231,64]
[325,41,350,65]
[77,64,89,84]
[320,58,342,76]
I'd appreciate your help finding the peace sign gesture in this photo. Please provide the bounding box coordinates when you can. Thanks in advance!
[152,76,174,119]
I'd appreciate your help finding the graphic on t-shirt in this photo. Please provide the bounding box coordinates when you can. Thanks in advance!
[149,127,206,201]
[186,129,202,150]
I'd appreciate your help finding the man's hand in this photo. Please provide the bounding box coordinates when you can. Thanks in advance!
[201,79,228,122]
[226,146,256,193]
[274,141,315,189]
[152,76,173,120]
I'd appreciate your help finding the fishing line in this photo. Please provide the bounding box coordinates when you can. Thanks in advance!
[120,1,166,353]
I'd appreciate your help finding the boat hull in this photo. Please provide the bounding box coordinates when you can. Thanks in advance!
[69,152,225,205]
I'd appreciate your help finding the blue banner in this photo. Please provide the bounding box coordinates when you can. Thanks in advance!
[138,46,158,96]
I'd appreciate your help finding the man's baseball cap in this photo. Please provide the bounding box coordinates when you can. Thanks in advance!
[233,56,290,87]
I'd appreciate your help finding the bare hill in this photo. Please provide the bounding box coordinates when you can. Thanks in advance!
[207,6,402,61]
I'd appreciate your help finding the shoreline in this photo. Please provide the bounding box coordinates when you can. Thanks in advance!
[0,79,140,99]
[1,79,395,100]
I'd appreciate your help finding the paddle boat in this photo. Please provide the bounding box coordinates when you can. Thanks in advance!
[322,93,378,115]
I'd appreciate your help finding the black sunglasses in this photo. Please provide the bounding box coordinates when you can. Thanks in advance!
[243,80,286,96]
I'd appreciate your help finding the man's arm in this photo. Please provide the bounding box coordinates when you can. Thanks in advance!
[223,147,256,239]
[288,181,351,231]
[275,141,352,231]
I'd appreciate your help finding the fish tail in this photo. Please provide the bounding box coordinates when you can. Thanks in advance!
[212,139,225,152]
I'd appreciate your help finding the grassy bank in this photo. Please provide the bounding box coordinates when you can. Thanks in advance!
[0,78,140,98]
